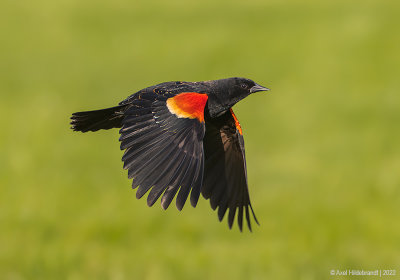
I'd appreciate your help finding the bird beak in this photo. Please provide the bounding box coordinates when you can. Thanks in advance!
[250,83,270,93]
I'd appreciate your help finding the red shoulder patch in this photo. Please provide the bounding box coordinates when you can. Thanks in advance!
[230,109,243,135]
[167,92,208,122]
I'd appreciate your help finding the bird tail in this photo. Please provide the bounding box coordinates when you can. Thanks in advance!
[70,105,128,132]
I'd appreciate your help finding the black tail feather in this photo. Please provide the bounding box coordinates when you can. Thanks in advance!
[70,105,128,132]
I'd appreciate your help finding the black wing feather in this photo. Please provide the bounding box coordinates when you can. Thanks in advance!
[202,110,258,231]
[119,93,206,211]
[190,145,204,207]
[160,153,190,210]
[133,128,192,196]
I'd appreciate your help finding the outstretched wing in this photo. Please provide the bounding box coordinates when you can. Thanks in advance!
[202,109,259,231]
[119,91,208,210]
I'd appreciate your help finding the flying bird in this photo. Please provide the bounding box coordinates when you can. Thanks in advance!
[70,77,269,231]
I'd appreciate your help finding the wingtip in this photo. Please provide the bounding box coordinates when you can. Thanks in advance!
[190,198,198,208]
[176,202,184,211]
[161,197,172,210]
[147,196,156,207]
[161,203,168,210]
[250,204,260,225]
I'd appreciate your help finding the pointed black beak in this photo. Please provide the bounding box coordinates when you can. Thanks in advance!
[250,83,270,93]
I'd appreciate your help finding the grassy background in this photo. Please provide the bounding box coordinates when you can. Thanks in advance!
[1,0,400,279]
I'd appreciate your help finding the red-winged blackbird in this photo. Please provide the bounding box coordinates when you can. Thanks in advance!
[70,77,269,231]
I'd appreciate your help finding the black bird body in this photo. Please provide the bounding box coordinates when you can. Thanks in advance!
[71,77,269,231]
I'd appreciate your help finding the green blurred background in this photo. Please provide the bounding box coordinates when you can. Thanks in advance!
[1,0,399,279]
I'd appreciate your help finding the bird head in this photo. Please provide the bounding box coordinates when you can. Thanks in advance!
[206,77,270,118]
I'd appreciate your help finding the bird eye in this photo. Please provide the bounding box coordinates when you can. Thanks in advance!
[240,83,248,89]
